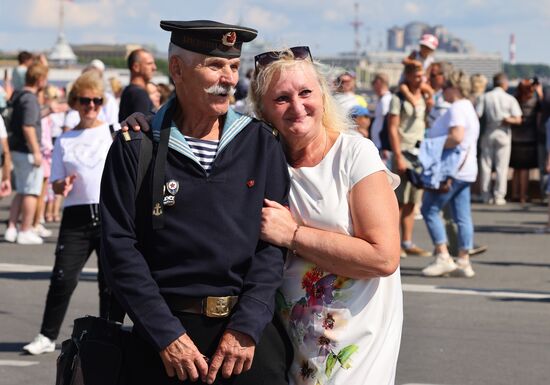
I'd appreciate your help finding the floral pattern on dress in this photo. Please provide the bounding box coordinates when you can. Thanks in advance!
[278,265,358,385]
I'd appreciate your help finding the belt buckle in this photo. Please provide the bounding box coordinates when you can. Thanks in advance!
[205,296,232,318]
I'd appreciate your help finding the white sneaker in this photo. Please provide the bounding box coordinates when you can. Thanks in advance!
[16,230,44,245]
[453,259,476,278]
[33,224,52,238]
[23,334,56,355]
[494,197,507,206]
[4,227,17,243]
[422,254,457,277]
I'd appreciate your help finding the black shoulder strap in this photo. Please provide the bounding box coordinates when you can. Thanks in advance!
[151,105,174,230]
[135,132,153,197]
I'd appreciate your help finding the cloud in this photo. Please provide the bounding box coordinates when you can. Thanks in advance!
[78,32,118,45]
[466,0,487,6]
[323,9,345,22]
[403,2,420,14]
[244,6,290,31]
[26,0,116,29]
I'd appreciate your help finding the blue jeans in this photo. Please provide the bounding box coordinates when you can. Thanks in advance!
[421,180,474,252]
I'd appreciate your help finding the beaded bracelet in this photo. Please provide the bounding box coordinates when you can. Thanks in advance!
[291,224,300,255]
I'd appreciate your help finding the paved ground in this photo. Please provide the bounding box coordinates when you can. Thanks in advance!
[0,195,549,385]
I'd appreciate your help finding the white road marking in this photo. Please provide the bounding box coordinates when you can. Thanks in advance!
[0,359,39,367]
[0,263,97,274]
[1,263,549,300]
[402,283,550,300]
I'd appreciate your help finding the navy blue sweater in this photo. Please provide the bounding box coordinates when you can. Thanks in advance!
[100,107,289,352]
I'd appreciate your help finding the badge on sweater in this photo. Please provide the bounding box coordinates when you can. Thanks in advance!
[166,180,179,195]
[163,195,175,207]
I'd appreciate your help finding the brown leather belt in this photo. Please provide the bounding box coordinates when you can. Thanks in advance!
[164,295,238,318]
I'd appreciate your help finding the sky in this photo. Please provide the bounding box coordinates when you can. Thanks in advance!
[1,0,550,64]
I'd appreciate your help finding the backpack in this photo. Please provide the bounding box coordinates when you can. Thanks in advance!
[2,90,31,136]
[378,91,406,151]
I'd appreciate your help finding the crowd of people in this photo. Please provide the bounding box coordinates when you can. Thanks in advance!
[0,50,174,246]
[0,22,549,385]
[341,35,550,278]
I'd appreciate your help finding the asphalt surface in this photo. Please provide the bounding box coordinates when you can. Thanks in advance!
[1,195,549,385]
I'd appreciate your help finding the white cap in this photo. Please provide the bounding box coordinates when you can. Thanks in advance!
[419,34,439,50]
[89,59,105,72]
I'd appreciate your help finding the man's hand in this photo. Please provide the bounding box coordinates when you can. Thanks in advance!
[32,151,42,167]
[261,198,297,248]
[393,155,408,175]
[205,329,255,384]
[120,112,152,133]
[0,179,11,198]
[159,333,208,382]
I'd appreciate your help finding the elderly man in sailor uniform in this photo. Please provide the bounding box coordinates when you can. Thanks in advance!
[100,20,291,385]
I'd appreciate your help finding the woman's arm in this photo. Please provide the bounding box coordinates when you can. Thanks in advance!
[445,125,465,148]
[261,171,400,279]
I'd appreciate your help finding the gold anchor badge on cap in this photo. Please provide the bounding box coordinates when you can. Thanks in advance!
[166,180,179,195]
[222,31,237,47]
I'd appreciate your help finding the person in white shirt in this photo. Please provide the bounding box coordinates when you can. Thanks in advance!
[23,71,123,355]
[333,70,368,114]
[0,115,12,197]
[370,72,393,155]
[421,70,480,278]
[249,47,402,385]
[476,73,522,205]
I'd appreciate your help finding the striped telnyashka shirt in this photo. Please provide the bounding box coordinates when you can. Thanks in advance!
[184,135,219,173]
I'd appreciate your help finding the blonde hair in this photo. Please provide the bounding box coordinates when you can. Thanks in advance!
[68,71,105,109]
[109,76,123,96]
[446,70,471,98]
[470,74,488,97]
[44,84,60,101]
[248,50,352,133]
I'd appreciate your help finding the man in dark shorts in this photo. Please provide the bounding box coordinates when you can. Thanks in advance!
[118,48,157,121]
[100,20,291,385]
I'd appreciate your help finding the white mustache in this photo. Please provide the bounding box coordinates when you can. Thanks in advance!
[204,84,235,96]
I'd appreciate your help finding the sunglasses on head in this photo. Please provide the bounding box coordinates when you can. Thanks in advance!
[78,97,103,106]
[254,46,312,71]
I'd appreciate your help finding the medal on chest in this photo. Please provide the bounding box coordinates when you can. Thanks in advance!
[163,179,179,207]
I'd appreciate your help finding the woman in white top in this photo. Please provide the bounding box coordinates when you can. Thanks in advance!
[23,71,123,355]
[420,70,480,278]
[249,47,402,385]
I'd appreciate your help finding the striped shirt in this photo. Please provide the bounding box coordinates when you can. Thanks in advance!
[184,135,219,173]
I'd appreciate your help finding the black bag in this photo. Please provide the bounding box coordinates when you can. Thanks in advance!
[56,316,132,385]
[406,168,453,193]
[56,133,153,385]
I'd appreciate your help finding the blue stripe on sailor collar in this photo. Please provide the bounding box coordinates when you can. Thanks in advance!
[152,97,252,168]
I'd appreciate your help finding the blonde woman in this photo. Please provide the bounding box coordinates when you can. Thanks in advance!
[249,47,402,385]
[23,72,123,355]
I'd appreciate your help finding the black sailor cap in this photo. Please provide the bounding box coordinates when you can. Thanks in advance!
[160,20,258,58]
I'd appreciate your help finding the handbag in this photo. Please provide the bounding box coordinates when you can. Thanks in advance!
[56,316,132,385]
[406,168,453,193]
[56,132,155,385]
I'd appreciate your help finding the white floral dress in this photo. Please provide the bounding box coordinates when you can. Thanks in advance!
[277,134,403,385]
